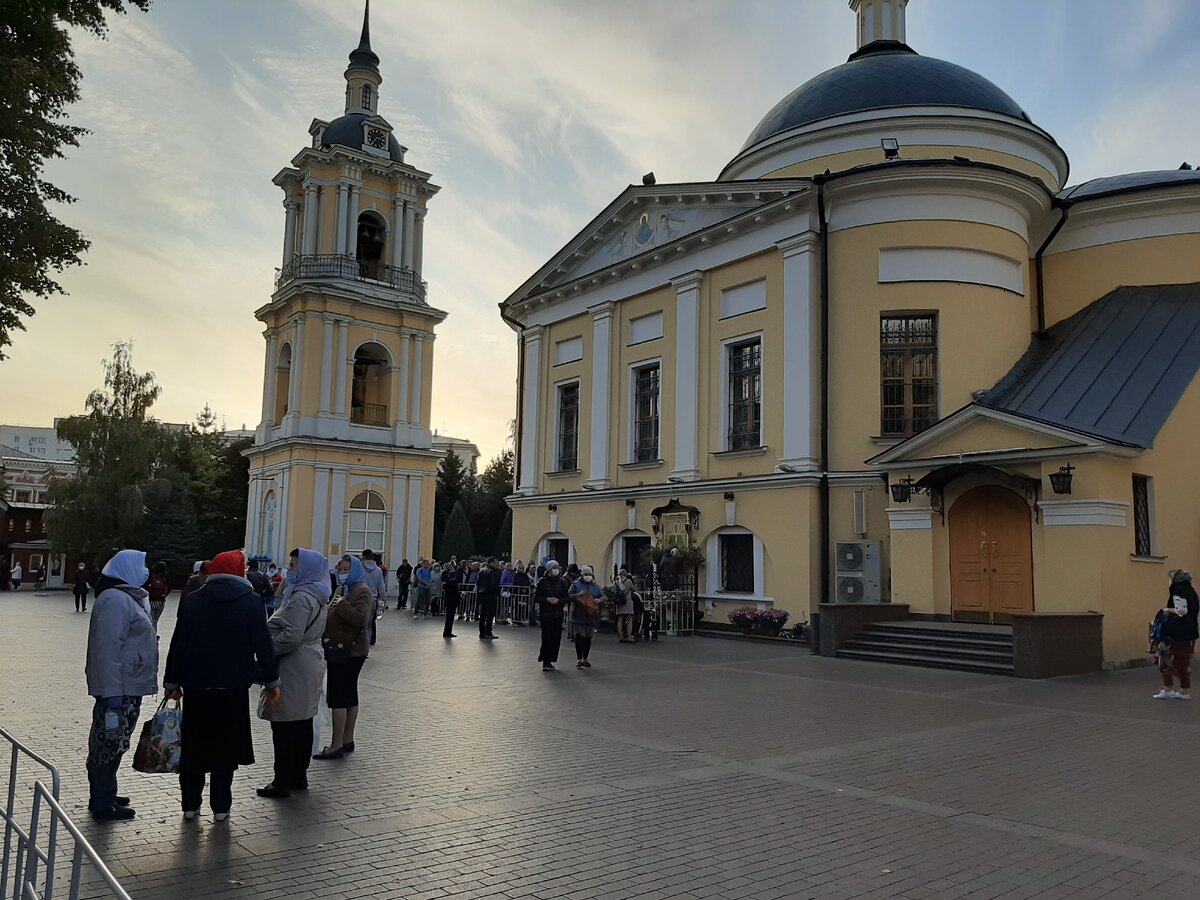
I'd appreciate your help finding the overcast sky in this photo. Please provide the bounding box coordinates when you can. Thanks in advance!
[3,0,1199,463]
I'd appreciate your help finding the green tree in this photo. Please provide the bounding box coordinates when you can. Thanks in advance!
[492,508,513,560]
[469,450,514,557]
[434,449,473,558]
[439,500,475,560]
[46,342,172,567]
[0,0,152,358]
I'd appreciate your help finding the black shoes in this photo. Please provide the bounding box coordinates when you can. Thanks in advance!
[343,741,355,753]
[312,747,344,760]
[444,633,456,638]
[290,779,309,791]
[114,796,130,806]
[256,782,291,799]
[91,806,135,821]
[542,663,555,671]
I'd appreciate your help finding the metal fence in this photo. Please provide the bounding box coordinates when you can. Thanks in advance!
[2,725,129,900]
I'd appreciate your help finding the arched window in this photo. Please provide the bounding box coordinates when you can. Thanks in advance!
[356,211,387,279]
[346,490,386,556]
[350,342,391,426]
[273,342,292,426]
[361,84,373,111]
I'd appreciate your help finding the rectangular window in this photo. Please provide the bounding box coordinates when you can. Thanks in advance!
[719,533,755,593]
[1133,474,1154,557]
[14,491,30,503]
[728,339,762,450]
[632,363,660,462]
[556,382,579,471]
[881,314,938,437]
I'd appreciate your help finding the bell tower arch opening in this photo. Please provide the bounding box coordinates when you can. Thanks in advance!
[356,210,387,279]
[273,342,292,425]
[351,342,391,426]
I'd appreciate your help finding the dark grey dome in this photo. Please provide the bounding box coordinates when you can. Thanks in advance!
[1059,169,1200,201]
[741,43,1031,152]
[321,114,404,162]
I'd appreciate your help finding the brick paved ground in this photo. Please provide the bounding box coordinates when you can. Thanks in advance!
[2,589,1199,899]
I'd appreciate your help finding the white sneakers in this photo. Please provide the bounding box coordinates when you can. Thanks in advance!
[183,811,197,820]
[1153,689,1193,700]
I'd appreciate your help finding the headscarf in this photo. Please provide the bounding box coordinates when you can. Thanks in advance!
[208,550,247,577]
[1171,570,1192,586]
[342,555,366,588]
[102,549,147,587]
[291,548,332,601]
[192,560,203,574]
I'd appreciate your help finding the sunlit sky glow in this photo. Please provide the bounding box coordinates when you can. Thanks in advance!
[3,0,1199,464]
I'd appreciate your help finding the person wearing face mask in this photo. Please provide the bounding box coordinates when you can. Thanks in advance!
[314,556,373,759]
[476,557,502,640]
[440,560,462,637]
[73,562,92,612]
[360,550,386,645]
[1153,569,1200,700]
[534,561,570,671]
[568,566,605,668]
[613,566,637,643]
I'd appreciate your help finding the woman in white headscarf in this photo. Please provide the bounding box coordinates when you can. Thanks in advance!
[84,549,159,821]
[257,548,330,798]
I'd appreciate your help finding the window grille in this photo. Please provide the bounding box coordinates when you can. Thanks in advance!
[361,84,372,110]
[557,383,579,471]
[633,364,660,462]
[347,490,386,556]
[720,533,755,593]
[728,340,762,450]
[1133,475,1153,557]
[880,315,938,436]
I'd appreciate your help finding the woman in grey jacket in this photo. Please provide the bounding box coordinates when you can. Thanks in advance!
[257,548,330,798]
[84,549,159,821]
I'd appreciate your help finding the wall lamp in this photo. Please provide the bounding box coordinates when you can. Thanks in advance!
[625,499,636,508]
[547,504,557,512]
[723,492,735,501]
[1048,463,1075,496]
[881,137,901,160]
[889,476,931,504]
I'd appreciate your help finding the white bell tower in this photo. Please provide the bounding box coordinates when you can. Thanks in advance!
[849,0,908,48]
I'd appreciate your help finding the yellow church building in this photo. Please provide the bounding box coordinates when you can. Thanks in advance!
[501,0,1200,672]
[245,5,443,570]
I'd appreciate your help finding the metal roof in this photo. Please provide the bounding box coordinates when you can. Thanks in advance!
[320,114,405,162]
[1058,169,1200,201]
[741,43,1031,152]
[981,283,1200,448]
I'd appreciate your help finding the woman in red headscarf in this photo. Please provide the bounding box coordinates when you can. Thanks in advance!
[164,550,279,821]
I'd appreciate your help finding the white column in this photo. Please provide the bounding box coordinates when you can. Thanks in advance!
[517,326,544,494]
[389,477,409,576]
[402,203,416,268]
[397,334,411,423]
[334,322,349,417]
[391,197,405,267]
[329,469,348,557]
[301,184,318,255]
[245,476,262,552]
[413,209,426,275]
[319,318,335,415]
[287,317,305,420]
[388,365,403,433]
[409,335,424,428]
[311,467,330,555]
[777,234,822,473]
[405,476,423,560]
[282,201,299,265]
[335,184,349,255]
[671,271,703,482]
[586,302,615,490]
[276,469,290,564]
[346,185,360,257]
[260,333,278,427]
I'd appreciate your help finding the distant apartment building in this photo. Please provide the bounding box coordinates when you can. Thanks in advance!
[0,423,76,461]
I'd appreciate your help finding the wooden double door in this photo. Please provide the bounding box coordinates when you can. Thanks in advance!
[949,486,1034,620]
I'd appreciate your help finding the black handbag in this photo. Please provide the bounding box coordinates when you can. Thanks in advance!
[322,637,352,665]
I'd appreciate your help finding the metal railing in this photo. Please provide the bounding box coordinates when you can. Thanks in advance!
[2,725,60,899]
[350,403,388,426]
[274,254,428,302]
[21,782,130,900]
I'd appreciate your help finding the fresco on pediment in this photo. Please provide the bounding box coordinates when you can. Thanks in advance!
[573,205,755,279]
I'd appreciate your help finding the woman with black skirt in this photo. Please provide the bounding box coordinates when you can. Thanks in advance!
[313,555,373,760]
[164,550,278,821]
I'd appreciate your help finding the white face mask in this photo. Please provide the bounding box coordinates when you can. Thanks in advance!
[582,575,593,583]
[337,574,348,585]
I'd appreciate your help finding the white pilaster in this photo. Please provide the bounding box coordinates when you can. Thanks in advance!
[282,200,299,265]
[777,234,822,473]
[402,203,416,268]
[335,184,349,255]
[311,467,330,554]
[245,476,262,552]
[389,477,409,574]
[397,334,411,423]
[260,332,278,428]
[586,302,615,490]
[388,365,403,437]
[413,209,426,275]
[334,322,349,417]
[670,271,703,482]
[391,197,405,267]
[276,469,290,565]
[319,318,335,415]
[329,469,348,558]
[301,184,318,255]
[346,185,361,257]
[287,318,305,421]
[409,335,424,428]
[517,326,544,495]
[405,476,423,560]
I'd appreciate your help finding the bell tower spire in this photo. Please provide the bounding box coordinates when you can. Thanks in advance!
[849,0,908,50]
[344,0,382,115]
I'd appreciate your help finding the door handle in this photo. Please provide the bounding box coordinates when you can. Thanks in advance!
[979,540,988,554]
[990,541,998,557]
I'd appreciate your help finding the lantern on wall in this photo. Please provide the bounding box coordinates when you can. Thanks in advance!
[1048,463,1075,495]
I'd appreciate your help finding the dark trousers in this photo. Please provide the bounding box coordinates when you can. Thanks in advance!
[539,615,563,663]
[443,597,459,636]
[86,697,140,812]
[75,589,88,611]
[271,719,313,788]
[180,767,235,814]
[575,634,593,660]
[369,615,377,646]
[397,581,410,608]
[478,595,498,636]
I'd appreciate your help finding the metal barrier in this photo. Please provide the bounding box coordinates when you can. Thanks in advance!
[2,725,60,899]
[457,587,477,621]
[20,781,130,900]
[643,590,697,636]
[498,586,533,626]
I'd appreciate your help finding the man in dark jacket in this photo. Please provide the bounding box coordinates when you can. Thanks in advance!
[396,559,413,609]
[247,560,276,617]
[441,564,462,638]
[534,561,570,671]
[476,557,502,640]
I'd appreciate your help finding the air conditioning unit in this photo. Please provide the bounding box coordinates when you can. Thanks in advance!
[835,540,883,603]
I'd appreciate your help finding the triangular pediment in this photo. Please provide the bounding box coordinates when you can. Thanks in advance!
[867,405,1138,468]
[503,180,811,307]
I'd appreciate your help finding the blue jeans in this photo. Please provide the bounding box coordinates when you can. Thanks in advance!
[86,696,141,811]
